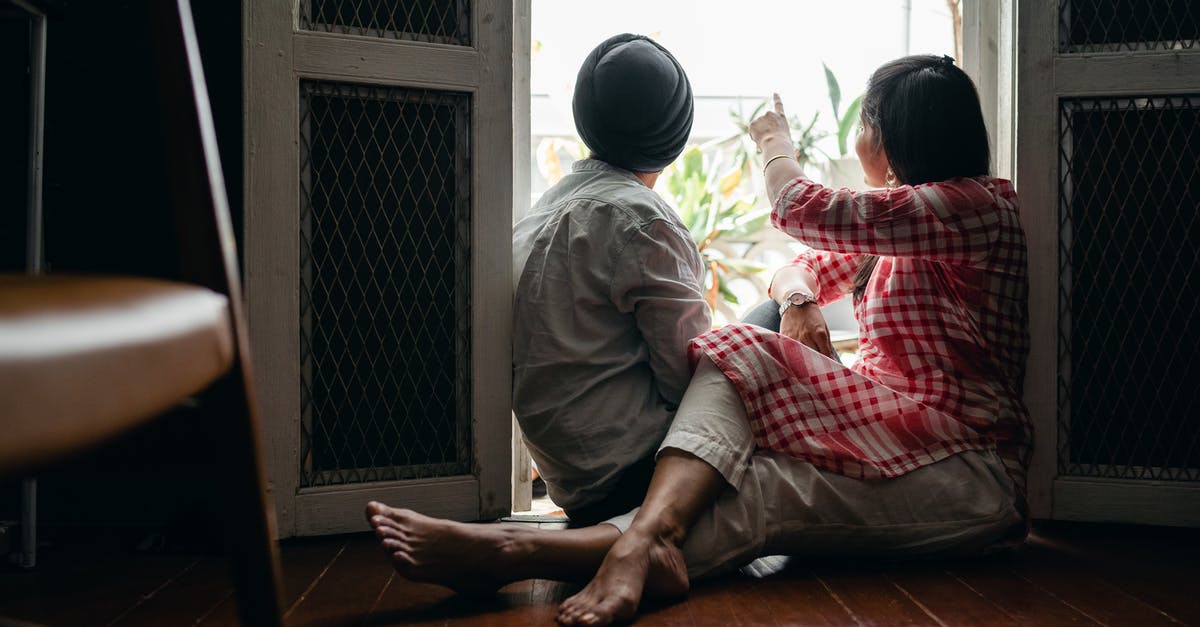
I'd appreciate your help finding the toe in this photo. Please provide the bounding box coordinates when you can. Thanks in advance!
[364,501,387,520]
[374,521,405,538]
[557,599,584,624]
[371,514,406,533]
[390,550,417,569]
[381,538,412,553]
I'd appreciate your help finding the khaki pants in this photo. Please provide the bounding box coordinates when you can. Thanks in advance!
[603,358,1023,579]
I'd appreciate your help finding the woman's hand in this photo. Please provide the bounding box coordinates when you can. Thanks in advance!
[780,303,841,362]
[749,93,796,157]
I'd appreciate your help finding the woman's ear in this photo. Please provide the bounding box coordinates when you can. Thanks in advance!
[856,130,892,188]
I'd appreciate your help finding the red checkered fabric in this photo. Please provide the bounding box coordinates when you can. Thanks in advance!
[691,176,1031,500]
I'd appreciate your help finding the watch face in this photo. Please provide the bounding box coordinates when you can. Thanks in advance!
[780,291,815,316]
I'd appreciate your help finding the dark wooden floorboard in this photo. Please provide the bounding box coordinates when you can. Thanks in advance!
[813,565,940,626]
[364,575,455,626]
[1028,525,1200,624]
[1010,541,1182,626]
[677,578,752,626]
[111,556,232,627]
[287,533,395,626]
[883,561,1021,626]
[946,555,1099,625]
[735,557,859,626]
[4,521,1198,626]
[0,535,197,626]
[197,534,351,625]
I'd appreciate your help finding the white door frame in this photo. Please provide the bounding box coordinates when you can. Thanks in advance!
[1013,0,1200,525]
[245,0,515,538]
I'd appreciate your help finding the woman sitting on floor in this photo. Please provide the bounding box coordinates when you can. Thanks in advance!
[366,54,1032,627]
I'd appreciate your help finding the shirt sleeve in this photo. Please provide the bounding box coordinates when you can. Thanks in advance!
[610,219,712,406]
[772,176,1001,265]
[776,249,862,307]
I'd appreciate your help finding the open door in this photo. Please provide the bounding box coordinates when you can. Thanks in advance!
[245,0,514,537]
[1017,0,1200,526]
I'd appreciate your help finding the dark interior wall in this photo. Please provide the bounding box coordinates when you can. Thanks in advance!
[0,13,31,271]
[0,1,243,531]
[1,0,242,272]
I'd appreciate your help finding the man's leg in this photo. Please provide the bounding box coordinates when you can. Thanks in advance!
[362,357,746,600]
[365,502,620,592]
[740,299,781,331]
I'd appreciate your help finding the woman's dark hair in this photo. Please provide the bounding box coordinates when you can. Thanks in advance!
[851,54,992,301]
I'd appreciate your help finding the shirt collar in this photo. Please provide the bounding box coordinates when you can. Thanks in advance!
[571,158,642,183]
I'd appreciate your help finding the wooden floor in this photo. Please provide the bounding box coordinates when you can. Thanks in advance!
[2,519,1197,626]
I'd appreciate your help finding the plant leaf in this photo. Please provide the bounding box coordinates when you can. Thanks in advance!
[718,257,767,274]
[705,261,721,310]
[823,62,841,120]
[682,146,703,178]
[722,205,771,239]
[716,272,740,305]
[718,166,743,197]
[837,95,863,157]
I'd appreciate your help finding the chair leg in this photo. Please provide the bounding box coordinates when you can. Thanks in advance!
[206,370,284,626]
[20,478,36,569]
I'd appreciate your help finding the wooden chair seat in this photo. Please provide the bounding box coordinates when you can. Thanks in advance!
[0,274,233,476]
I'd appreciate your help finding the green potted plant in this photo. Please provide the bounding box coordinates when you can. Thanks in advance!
[661,146,771,314]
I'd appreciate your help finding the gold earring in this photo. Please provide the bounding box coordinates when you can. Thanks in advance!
[885,169,897,188]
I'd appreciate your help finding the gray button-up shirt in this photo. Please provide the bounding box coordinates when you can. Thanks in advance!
[513,159,710,511]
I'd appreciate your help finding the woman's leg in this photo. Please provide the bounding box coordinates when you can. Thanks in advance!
[554,451,723,625]
[557,357,751,625]
[557,352,1024,626]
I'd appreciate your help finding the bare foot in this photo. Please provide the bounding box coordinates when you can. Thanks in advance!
[364,501,526,595]
[556,529,689,626]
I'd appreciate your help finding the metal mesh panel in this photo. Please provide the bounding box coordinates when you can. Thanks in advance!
[300,0,470,46]
[299,81,471,487]
[1057,95,1200,481]
[1059,0,1198,53]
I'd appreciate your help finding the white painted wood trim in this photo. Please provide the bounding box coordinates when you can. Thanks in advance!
[994,0,1017,181]
[510,0,532,513]
[511,415,532,512]
[1015,0,1060,520]
[245,0,301,539]
[294,31,481,90]
[471,0,515,520]
[296,477,481,535]
[962,0,1018,181]
[1054,51,1200,96]
[512,0,531,224]
[1053,478,1200,527]
[962,0,998,159]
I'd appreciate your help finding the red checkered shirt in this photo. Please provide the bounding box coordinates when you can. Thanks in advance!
[690,175,1032,503]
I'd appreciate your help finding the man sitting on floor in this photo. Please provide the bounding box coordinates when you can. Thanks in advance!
[507,33,709,525]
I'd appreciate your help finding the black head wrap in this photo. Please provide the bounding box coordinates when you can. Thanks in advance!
[572,34,694,173]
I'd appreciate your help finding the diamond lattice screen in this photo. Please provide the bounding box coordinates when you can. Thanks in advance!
[299,81,471,487]
[1059,0,1198,53]
[1057,95,1200,481]
[301,0,471,45]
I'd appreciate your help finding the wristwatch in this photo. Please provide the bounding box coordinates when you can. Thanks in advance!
[778,289,818,317]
